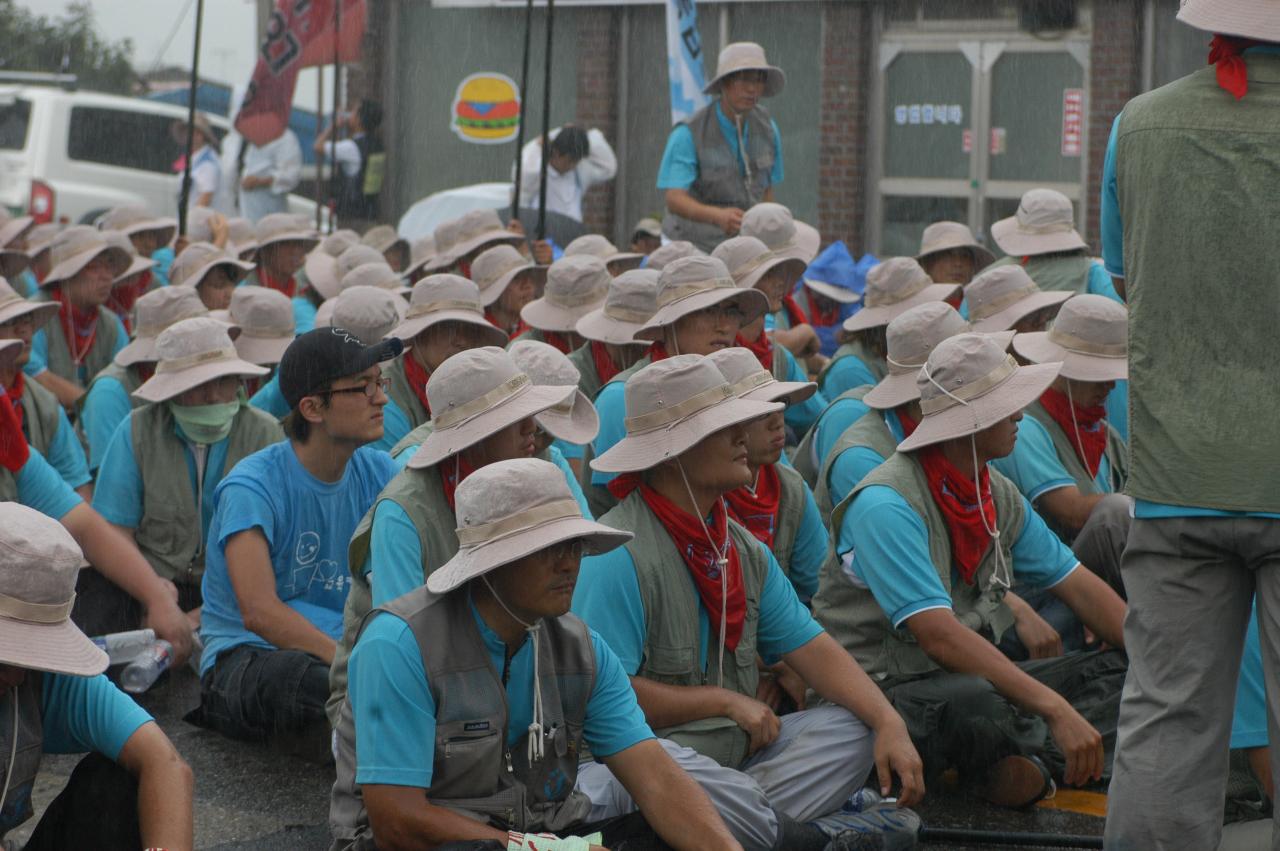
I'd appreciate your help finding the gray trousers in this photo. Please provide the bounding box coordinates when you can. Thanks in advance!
[574,705,873,851]
[1105,516,1280,851]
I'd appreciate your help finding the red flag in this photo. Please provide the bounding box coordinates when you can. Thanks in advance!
[235,0,366,147]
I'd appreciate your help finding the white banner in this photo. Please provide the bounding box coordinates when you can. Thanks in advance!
[666,0,711,124]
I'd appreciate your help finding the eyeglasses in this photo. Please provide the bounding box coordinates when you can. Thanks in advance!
[319,376,390,400]
[689,303,746,327]
[539,538,586,562]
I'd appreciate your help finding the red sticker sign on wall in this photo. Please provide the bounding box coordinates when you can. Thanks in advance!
[1061,89,1084,157]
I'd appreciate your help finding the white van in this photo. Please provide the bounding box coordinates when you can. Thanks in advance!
[0,83,319,226]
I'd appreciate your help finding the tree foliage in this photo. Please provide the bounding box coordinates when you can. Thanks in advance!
[0,0,137,93]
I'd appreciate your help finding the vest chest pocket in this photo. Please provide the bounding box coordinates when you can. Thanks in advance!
[641,643,696,685]
[882,628,937,680]
[434,720,504,799]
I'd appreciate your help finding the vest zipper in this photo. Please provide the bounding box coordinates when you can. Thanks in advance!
[502,651,514,773]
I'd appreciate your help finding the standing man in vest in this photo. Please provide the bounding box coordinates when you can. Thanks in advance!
[0,504,194,851]
[331,458,742,851]
[812,334,1128,807]
[315,100,386,229]
[1101,4,1280,846]
[92,318,283,615]
[197,327,402,754]
[659,43,786,252]
[577,356,924,851]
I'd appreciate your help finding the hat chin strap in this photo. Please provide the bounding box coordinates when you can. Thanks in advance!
[676,459,733,689]
[480,574,547,764]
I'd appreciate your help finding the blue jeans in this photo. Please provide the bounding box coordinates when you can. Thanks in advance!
[199,644,329,742]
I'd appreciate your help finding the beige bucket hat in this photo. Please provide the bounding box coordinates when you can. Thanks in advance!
[228,286,295,366]
[645,240,702,272]
[170,242,255,290]
[842,257,960,333]
[185,207,223,245]
[575,269,660,346]
[447,209,524,263]
[314,285,406,345]
[741,203,820,265]
[707,346,816,407]
[0,504,108,677]
[563,234,644,274]
[864,302,1012,411]
[0,277,59,328]
[423,218,464,274]
[255,212,319,252]
[509,339,600,445]
[521,255,610,332]
[115,287,213,367]
[336,244,389,284]
[340,262,411,297]
[632,218,663,240]
[802,275,862,305]
[226,217,258,259]
[427,457,632,595]
[591,354,782,473]
[22,224,60,268]
[406,234,438,277]
[0,211,34,250]
[407,346,576,470]
[304,230,361,299]
[105,231,156,284]
[361,224,409,259]
[916,221,996,270]
[965,265,1072,333]
[41,225,131,287]
[389,274,509,346]
[635,255,769,342]
[1013,294,1128,383]
[704,41,786,97]
[711,236,807,295]
[1176,0,1280,41]
[98,205,177,246]
[991,189,1087,258]
[471,244,546,307]
[897,333,1061,453]
[133,316,269,404]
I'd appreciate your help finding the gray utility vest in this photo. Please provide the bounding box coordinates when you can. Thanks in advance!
[565,342,603,403]
[383,356,429,432]
[1117,53,1280,513]
[0,674,45,839]
[601,492,768,768]
[792,386,873,488]
[770,463,808,582]
[811,452,1023,683]
[43,304,120,385]
[0,466,15,502]
[78,361,145,443]
[330,589,596,847]
[130,402,283,587]
[20,377,62,461]
[817,337,887,394]
[986,253,1094,295]
[812,403,898,522]
[662,103,776,253]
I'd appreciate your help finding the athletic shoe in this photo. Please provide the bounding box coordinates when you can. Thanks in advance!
[811,802,921,850]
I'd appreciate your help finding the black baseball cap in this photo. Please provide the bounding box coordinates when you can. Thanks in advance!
[278,327,404,410]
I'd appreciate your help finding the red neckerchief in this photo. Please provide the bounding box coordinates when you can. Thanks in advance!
[135,363,156,383]
[1039,387,1108,478]
[648,341,672,362]
[484,311,528,340]
[808,291,841,326]
[917,445,996,586]
[944,292,963,310]
[258,268,297,299]
[590,340,621,385]
[896,406,919,438]
[107,272,152,334]
[52,286,99,367]
[243,376,264,397]
[0,387,29,473]
[5,372,24,433]
[736,329,773,373]
[725,464,782,550]
[439,453,478,511]
[541,330,573,355]
[781,293,808,327]
[1209,35,1263,100]
[401,354,432,417]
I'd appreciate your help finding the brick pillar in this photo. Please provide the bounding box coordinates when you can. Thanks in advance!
[816,1,871,250]
[575,7,620,238]
[1086,0,1142,248]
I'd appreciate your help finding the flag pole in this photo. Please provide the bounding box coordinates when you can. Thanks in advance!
[510,0,534,222]
[316,69,324,230]
[328,0,342,234]
[535,0,554,241]
[177,0,205,236]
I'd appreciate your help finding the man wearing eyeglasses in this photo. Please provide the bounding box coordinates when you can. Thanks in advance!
[195,327,404,758]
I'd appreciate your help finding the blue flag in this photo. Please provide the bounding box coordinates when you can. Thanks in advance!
[666,0,711,124]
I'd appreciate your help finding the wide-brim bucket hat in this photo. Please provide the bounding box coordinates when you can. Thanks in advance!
[228,286,296,366]
[408,346,576,469]
[226,217,258,259]
[965,265,1072,333]
[635,255,769,342]
[315,285,407,346]
[0,212,34,250]
[706,346,816,407]
[740,203,820,265]
[0,278,59,328]
[169,242,256,290]
[0,504,107,677]
[255,213,320,252]
[41,225,131,287]
[897,333,1061,453]
[133,317,268,404]
[1177,0,1280,42]
[98,205,177,246]
[103,231,155,284]
[591,354,782,473]
[644,241,702,272]
[563,234,644,275]
[405,235,438,278]
[471,244,547,307]
[521,255,610,332]
[446,208,525,263]
[390,274,508,346]
[712,236,808,295]
[990,189,1088,258]
[803,277,862,304]
[340,262,411,297]
[426,458,632,595]
[1013,294,1128,383]
[115,286,212,367]
[916,221,996,270]
[703,41,786,97]
[361,224,409,259]
[842,257,960,333]
[508,338,600,445]
[305,229,362,300]
[575,269,660,346]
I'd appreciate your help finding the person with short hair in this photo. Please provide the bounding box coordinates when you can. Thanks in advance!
[197,327,402,752]
[515,124,619,225]
[173,112,221,210]
[235,128,303,224]
[568,268,658,401]
[169,241,255,312]
[315,99,386,226]
[0,503,194,851]
[243,213,322,333]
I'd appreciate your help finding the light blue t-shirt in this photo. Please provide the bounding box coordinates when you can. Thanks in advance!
[374,395,412,455]
[150,246,174,288]
[27,399,89,489]
[249,373,290,419]
[199,441,399,676]
[292,296,317,335]
[837,483,1079,627]
[25,312,128,382]
[590,380,628,487]
[656,102,785,191]
[825,407,908,513]
[777,346,826,437]
[13,447,82,521]
[573,534,822,674]
[554,437,585,462]
[989,414,1114,504]
[13,269,38,298]
[350,595,653,788]
[1232,603,1267,750]
[813,393,874,471]
[80,371,135,474]
[780,476,828,602]
[819,352,880,403]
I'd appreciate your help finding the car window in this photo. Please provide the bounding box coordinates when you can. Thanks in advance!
[0,99,31,150]
[67,106,186,173]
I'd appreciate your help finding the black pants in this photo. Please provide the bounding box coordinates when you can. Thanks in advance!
[198,644,330,742]
[435,812,673,850]
[70,566,202,639]
[23,753,141,850]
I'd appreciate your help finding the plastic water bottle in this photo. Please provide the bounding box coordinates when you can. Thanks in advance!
[120,641,172,694]
[843,788,886,813]
[91,629,156,665]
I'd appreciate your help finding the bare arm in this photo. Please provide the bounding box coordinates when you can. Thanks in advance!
[116,720,194,851]
[664,189,741,235]
[32,369,85,410]
[1111,276,1125,302]
[603,738,742,851]
[224,528,337,664]
[1048,566,1126,650]
[1004,591,1063,660]
[1035,486,1105,536]
[629,675,779,755]
[363,785,506,851]
[74,481,93,502]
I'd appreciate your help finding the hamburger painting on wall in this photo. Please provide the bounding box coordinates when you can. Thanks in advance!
[451,73,521,144]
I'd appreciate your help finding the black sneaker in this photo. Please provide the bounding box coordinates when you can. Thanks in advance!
[811,803,921,850]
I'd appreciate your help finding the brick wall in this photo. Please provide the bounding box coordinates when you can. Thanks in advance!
[576,7,621,238]
[816,1,872,251]
[1086,0,1142,248]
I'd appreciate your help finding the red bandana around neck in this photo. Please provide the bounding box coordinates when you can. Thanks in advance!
[52,286,99,366]
[1039,387,1108,478]
[439,453,478,511]
[5,372,25,433]
[401,353,433,418]
[107,272,152,334]
[590,340,621,385]
[736,329,773,373]
[808,291,841,327]
[781,293,809,328]
[895,406,919,438]
[258,268,298,299]
[540,330,574,355]
[648,340,672,362]
[725,464,782,549]
[484,311,527,341]
[0,387,29,473]
[917,445,996,586]
[1209,34,1263,100]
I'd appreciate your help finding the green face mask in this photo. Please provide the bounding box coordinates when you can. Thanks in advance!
[168,398,241,445]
